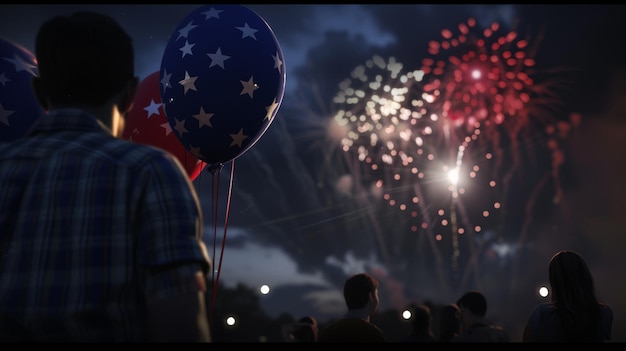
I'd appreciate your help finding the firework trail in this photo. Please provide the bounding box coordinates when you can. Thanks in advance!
[328,54,468,295]
[327,18,578,296]
[414,17,579,293]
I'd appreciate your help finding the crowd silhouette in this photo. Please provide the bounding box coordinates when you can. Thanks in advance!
[206,249,613,343]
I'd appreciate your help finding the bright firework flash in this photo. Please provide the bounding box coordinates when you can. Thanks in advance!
[417,17,580,295]
[330,54,468,297]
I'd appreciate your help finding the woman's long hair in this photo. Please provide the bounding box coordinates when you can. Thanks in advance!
[548,250,604,341]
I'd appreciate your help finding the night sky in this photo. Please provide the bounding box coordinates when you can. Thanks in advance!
[1,4,626,342]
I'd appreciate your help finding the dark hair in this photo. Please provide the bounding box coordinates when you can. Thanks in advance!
[343,273,378,310]
[410,304,432,331]
[35,11,134,107]
[549,250,603,341]
[457,291,487,317]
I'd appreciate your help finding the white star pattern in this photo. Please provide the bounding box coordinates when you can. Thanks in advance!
[272,51,283,73]
[193,107,214,128]
[179,40,195,58]
[160,5,285,165]
[176,21,198,41]
[240,76,259,98]
[144,99,162,118]
[0,103,15,126]
[265,98,279,121]
[202,7,223,20]
[160,121,173,136]
[229,128,248,148]
[236,22,258,40]
[189,145,202,158]
[0,39,44,142]
[0,73,9,86]
[179,71,198,94]
[173,117,188,136]
[3,54,38,76]
[160,70,172,91]
[207,47,231,69]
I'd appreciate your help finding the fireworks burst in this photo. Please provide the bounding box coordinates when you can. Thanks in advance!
[329,19,579,296]
[416,18,580,287]
[419,17,578,208]
[329,55,487,295]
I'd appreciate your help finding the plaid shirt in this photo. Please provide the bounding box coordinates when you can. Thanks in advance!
[0,109,210,341]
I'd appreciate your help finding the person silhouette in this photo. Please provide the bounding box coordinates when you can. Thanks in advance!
[318,273,386,342]
[451,291,509,342]
[0,12,211,342]
[283,315,319,342]
[405,303,437,342]
[523,250,613,342]
[437,303,461,342]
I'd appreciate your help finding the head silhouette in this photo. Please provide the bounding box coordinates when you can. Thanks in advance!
[34,11,135,108]
[457,291,487,317]
[343,273,378,311]
[546,250,607,341]
[548,250,596,305]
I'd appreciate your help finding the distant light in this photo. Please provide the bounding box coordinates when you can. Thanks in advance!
[471,69,481,79]
[402,309,412,320]
[448,167,459,186]
[538,286,549,298]
[225,315,236,326]
[260,284,270,295]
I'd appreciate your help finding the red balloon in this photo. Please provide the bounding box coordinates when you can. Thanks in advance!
[122,71,206,181]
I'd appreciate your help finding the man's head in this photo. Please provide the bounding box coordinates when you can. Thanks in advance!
[343,273,379,313]
[457,291,487,318]
[33,12,136,110]
[410,304,432,332]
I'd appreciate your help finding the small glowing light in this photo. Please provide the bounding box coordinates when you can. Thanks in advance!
[402,309,412,320]
[448,167,459,185]
[260,284,270,295]
[225,316,236,326]
[538,286,549,298]
[471,69,482,79]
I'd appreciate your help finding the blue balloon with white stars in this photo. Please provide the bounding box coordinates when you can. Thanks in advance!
[0,37,44,143]
[160,4,286,169]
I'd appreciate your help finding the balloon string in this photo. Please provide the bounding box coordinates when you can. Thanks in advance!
[211,168,220,288]
[209,161,235,328]
[208,166,221,329]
